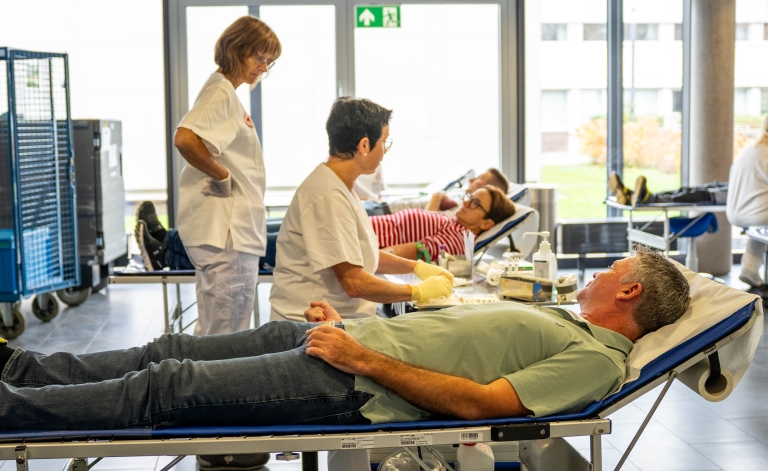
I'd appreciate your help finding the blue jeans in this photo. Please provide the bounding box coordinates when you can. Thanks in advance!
[0,322,372,430]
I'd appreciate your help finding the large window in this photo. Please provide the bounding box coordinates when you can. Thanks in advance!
[525,0,608,220]
[186,5,336,188]
[622,0,682,194]
[355,4,500,186]
[0,1,166,194]
[734,1,768,158]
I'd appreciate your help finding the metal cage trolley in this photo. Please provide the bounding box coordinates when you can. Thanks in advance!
[0,48,79,339]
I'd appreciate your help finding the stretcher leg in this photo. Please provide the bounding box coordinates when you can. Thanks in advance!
[301,451,318,471]
[614,370,678,471]
[590,435,602,471]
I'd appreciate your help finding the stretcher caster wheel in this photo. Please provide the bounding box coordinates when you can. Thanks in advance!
[56,286,91,307]
[32,294,59,322]
[0,303,25,340]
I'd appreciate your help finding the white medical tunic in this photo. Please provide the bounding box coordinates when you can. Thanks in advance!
[270,164,380,321]
[176,72,267,256]
[727,143,768,228]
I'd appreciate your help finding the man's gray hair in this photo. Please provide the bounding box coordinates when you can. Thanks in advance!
[621,245,691,336]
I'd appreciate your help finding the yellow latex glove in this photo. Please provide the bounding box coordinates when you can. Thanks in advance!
[409,276,453,303]
[413,259,454,285]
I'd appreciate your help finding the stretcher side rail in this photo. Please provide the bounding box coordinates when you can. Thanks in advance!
[1,300,757,471]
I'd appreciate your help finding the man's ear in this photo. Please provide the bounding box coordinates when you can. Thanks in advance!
[616,282,643,301]
[356,137,370,156]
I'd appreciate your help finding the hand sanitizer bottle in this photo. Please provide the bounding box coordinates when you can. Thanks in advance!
[524,231,558,281]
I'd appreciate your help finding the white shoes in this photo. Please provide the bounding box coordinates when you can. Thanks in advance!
[739,270,764,288]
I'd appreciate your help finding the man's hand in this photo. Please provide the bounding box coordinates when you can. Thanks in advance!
[413,260,454,284]
[201,173,232,197]
[305,325,370,375]
[304,301,343,323]
[409,276,452,303]
[426,191,447,211]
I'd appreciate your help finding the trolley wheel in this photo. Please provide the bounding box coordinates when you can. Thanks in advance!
[56,286,92,307]
[32,294,60,322]
[0,304,25,340]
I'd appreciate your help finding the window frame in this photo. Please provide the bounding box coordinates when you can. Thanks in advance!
[163,0,522,225]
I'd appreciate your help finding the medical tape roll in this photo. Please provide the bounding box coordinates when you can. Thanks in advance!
[678,357,735,402]
[486,269,502,287]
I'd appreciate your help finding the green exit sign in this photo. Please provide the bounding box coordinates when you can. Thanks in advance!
[356,6,401,28]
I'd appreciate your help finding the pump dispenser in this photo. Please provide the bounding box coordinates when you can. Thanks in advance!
[524,231,558,281]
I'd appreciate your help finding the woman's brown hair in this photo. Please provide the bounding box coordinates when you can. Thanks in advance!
[215,16,282,82]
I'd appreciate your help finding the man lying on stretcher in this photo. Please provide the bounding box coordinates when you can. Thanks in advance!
[0,246,689,430]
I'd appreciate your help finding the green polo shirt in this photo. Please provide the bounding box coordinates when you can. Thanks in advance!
[343,303,632,424]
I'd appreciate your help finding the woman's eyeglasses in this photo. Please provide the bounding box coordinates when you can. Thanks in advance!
[254,54,276,70]
[382,137,393,152]
[462,193,490,216]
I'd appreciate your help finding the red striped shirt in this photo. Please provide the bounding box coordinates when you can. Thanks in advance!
[370,209,468,261]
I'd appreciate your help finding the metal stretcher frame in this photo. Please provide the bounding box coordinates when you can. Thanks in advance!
[745,226,768,283]
[0,299,757,471]
[108,271,274,334]
[605,200,726,257]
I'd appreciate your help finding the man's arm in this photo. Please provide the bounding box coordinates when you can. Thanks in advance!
[425,191,447,212]
[305,325,533,420]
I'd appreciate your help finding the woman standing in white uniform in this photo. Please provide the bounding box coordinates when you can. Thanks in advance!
[174,16,281,336]
[727,115,768,287]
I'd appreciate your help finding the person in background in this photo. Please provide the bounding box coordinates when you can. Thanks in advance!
[364,167,511,216]
[608,172,728,207]
[171,15,281,471]
[727,115,768,287]
[371,186,516,261]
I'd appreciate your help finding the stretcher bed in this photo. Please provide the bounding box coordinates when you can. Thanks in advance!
[2,261,762,471]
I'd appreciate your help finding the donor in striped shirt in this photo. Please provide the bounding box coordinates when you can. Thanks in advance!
[370,185,516,262]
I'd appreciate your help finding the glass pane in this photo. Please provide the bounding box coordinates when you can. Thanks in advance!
[0,0,166,195]
[186,7,250,111]
[259,5,336,187]
[734,1,768,159]
[525,0,608,220]
[186,5,336,189]
[622,0,682,195]
[354,4,500,187]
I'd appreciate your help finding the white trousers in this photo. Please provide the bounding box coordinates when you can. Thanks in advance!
[186,232,260,335]
[742,239,767,280]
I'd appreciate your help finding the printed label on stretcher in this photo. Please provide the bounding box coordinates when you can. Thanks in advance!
[460,432,483,442]
[399,433,433,446]
[340,436,375,449]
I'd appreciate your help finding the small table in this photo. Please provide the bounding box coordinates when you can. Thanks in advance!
[384,272,577,313]
[605,199,726,269]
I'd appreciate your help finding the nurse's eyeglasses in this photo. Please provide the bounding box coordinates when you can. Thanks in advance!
[462,193,490,216]
[254,54,277,70]
[381,137,393,152]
